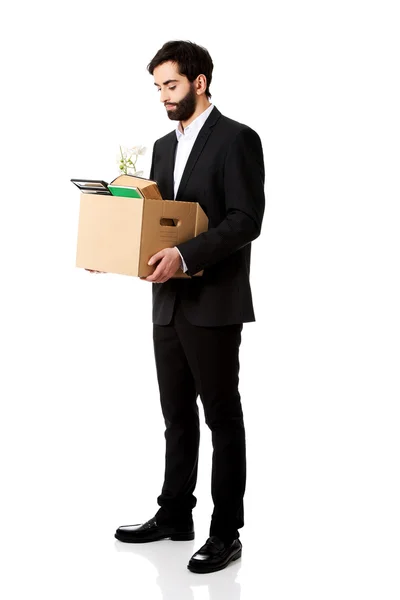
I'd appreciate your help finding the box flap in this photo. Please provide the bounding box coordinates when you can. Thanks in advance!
[194,203,209,236]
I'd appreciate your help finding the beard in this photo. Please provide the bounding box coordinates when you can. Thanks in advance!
[165,84,197,122]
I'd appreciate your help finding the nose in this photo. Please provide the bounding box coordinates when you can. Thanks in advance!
[160,88,170,104]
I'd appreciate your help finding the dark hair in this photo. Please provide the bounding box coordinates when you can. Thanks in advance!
[147,40,213,99]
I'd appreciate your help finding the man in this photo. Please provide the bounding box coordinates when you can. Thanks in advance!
[114,41,265,574]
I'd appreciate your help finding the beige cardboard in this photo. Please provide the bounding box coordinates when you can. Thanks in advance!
[75,193,208,278]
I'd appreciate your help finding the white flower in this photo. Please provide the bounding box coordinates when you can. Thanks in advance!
[117,144,146,175]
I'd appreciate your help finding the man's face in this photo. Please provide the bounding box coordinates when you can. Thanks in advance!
[153,61,197,122]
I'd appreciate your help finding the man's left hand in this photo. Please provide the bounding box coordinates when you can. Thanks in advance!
[140,247,182,283]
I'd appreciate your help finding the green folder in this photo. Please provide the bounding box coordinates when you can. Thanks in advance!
[108,185,143,199]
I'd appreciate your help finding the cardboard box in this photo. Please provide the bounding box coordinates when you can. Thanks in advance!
[75,175,208,278]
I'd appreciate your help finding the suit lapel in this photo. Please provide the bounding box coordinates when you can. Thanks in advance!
[163,134,178,200]
[175,106,221,200]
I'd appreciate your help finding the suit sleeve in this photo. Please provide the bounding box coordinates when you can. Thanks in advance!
[175,127,265,276]
[174,247,188,272]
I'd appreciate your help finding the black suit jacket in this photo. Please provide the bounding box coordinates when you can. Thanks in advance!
[149,106,265,326]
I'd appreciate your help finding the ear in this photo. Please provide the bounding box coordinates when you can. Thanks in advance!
[196,74,207,94]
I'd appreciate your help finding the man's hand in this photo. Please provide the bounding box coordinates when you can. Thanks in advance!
[141,247,182,283]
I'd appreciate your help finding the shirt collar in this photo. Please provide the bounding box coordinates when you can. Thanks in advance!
[175,104,214,141]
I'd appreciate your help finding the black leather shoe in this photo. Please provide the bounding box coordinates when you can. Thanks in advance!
[115,516,194,543]
[187,536,242,573]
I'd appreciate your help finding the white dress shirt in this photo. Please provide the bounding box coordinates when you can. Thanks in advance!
[174,104,214,273]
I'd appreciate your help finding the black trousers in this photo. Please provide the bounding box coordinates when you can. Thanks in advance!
[152,294,246,544]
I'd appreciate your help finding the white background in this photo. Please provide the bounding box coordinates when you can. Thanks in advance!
[1,0,399,598]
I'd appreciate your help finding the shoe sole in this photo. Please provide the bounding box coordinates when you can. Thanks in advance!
[115,531,195,543]
[187,548,242,573]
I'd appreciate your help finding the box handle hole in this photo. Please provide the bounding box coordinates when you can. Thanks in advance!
[160,218,180,227]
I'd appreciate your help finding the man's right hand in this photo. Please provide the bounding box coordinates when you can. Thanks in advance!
[85,269,105,274]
